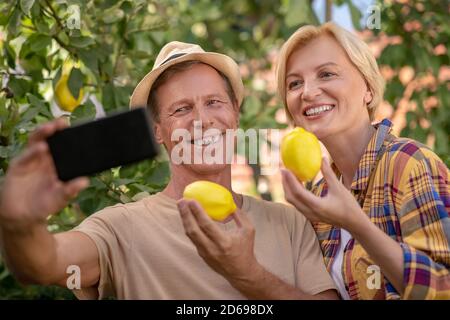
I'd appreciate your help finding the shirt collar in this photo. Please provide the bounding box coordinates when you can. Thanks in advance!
[350,118,394,191]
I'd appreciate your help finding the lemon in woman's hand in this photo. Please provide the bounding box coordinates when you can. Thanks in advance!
[54,74,84,112]
[183,181,237,221]
[281,127,322,182]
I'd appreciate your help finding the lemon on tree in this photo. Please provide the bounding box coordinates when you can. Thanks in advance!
[281,127,322,182]
[54,65,84,112]
[183,181,237,221]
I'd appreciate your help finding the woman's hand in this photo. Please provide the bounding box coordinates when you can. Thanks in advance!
[177,199,260,283]
[281,158,367,231]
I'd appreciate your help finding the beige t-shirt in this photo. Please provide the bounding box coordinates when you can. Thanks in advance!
[72,193,335,299]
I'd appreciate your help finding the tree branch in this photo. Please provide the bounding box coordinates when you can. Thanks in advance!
[43,0,65,30]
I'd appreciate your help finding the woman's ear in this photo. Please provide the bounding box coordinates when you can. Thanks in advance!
[364,88,373,105]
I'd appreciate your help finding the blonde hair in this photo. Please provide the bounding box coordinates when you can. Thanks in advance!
[276,22,385,121]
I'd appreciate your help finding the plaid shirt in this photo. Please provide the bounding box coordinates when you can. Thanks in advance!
[311,118,450,300]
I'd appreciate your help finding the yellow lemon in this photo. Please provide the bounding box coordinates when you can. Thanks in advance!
[54,74,84,112]
[183,181,237,221]
[281,127,322,182]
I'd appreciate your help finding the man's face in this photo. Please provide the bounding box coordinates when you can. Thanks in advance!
[153,63,239,175]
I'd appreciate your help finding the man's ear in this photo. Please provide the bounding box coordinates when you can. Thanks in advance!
[154,122,164,144]
[234,103,240,128]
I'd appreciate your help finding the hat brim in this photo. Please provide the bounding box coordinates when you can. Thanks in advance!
[129,52,244,109]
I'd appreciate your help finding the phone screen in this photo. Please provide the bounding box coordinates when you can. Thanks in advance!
[47,108,159,181]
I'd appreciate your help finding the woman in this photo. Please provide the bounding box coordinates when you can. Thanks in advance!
[277,22,449,300]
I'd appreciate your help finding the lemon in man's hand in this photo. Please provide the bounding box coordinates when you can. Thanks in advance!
[183,181,237,221]
[281,127,322,182]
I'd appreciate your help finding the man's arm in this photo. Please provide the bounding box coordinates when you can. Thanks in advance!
[0,119,99,288]
[177,199,339,300]
[227,261,338,300]
[0,227,99,288]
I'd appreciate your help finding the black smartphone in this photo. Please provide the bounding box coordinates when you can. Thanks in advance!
[47,107,159,181]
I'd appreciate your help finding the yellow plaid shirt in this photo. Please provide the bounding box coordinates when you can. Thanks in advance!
[311,119,450,300]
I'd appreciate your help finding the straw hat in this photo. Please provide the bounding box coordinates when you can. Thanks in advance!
[129,41,244,109]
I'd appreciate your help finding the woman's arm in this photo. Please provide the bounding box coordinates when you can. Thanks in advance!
[344,212,405,294]
[282,157,450,299]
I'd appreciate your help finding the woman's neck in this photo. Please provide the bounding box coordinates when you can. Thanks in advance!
[321,120,375,189]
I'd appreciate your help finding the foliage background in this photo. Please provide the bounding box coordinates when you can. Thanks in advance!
[0,0,448,299]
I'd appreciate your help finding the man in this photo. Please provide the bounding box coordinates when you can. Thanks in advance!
[0,41,337,299]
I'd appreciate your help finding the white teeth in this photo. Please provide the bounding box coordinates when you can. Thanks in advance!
[193,135,220,146]
[305,105,334,116]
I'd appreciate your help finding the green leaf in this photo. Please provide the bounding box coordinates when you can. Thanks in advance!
[346,0,362,31]
[0,146,11,158]
[21,94,46,123]
[52,67,62,89]
[119,194,132,203]
[8,78,31,100]
[102,8,125,24]
[119,163,139,178]
[0,96,7,119]
[69,36,95,48]
[29,34,52,52]
[102,82,116,111]
[380,45,407,68]
[78,49,99,75]
[34,16,50,34]
[285,0,318,28]
[130,183,152,192]
[113,178,135,186]
[120,1,133,14]
[6,7,22,37]
[20,105,40,124]
[132,191,150,202]
[145,161,170,187]
[4,42,16,68]
[67,67,83,100]
[27,93,47,108]
[20,0,35,16]
[243,95,261,118]
[70,99,96,123]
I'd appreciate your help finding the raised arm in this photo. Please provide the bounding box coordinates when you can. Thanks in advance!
[0,119,99,288]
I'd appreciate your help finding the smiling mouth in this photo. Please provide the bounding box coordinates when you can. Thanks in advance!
[303,104,335,117]
[190,134,222,146]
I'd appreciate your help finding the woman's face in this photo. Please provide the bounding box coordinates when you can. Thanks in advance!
[285,34,372,140]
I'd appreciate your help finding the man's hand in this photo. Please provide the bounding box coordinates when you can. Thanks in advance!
[177,198,339,300]
[0,118,100,288]
[0,118,89,231]
[177,199,260,284]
